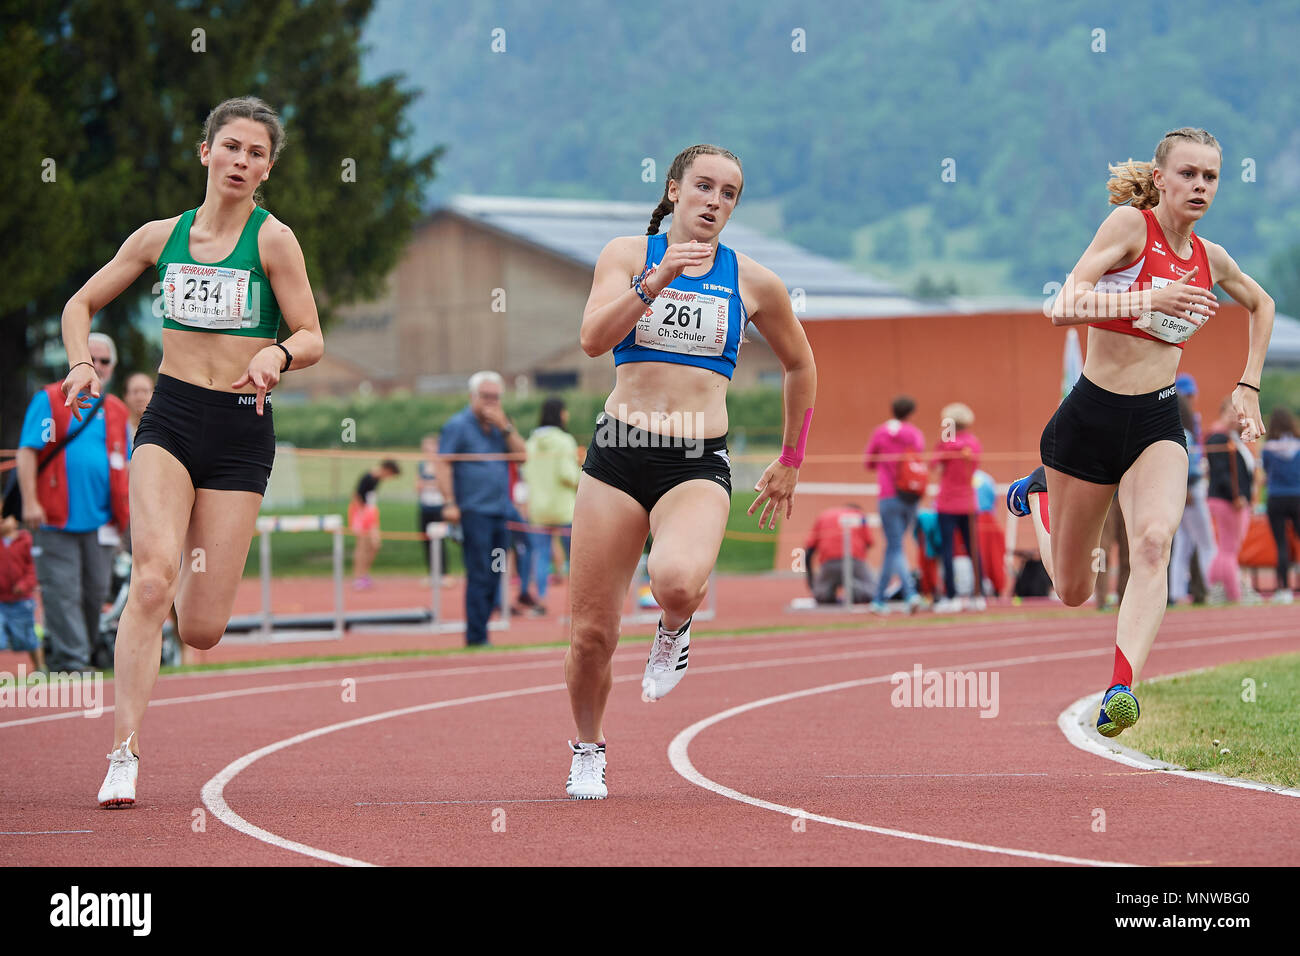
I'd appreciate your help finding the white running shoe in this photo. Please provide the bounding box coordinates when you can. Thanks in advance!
[98,732,138,809]
[642,616,691,701]
[1273,588,1294,605]
[565,741,607,800]
[932,597,962,614]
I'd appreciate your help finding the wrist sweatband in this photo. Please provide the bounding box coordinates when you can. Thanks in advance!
[779,407,814,468]
[633,268,656,306]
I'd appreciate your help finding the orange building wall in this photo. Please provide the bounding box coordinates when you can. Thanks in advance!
[775,304,1254,572]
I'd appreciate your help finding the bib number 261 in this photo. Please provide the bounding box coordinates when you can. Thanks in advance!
[662,302,703,329]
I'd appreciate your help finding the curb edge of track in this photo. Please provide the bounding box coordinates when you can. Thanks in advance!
[1057,674,1300,799]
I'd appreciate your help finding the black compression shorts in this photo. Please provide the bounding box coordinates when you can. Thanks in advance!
[581,413,731,512]
[1040,374,1186,485]
[133,374,276,494]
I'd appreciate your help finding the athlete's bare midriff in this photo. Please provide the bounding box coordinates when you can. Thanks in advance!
[1083,325,1184,395]
[604,361,730,438]
[158,327,275,393]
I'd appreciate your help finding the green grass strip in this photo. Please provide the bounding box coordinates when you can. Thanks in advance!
[1125,651,1300,789]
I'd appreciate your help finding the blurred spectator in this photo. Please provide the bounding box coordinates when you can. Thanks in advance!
[416,434,450,582]
[972,470,1006,597]
[1170,390,1215,605]
[0,513,43,670]
[506,465,537,614]
[124,372,154,445]
[930,403,981,612]
[1093,494,1130,610]
[864,395,925,614]
[1261,406,1300,603]
[522,397,580,615]
[1204,397,1255,604]
[437,371,526,646]
[803,504,875,604]
[15,332,129,673]
[348,459,400,590]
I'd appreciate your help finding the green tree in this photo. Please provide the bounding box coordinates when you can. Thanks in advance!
[0,0,439,446]
[1266,243,1300,320]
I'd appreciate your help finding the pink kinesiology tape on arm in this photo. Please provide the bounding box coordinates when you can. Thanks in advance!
[778,407,814,468]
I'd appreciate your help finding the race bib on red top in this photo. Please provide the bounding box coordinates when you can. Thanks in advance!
[1136,276,1199,345]
[635,287,728,357]
[163,262,252,329]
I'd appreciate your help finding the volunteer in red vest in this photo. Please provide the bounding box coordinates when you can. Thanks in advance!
[803,504,875,604]
[16,332,130,674]
[864,395,926,614]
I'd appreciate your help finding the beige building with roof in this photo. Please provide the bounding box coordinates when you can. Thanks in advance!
[281,196,927,400]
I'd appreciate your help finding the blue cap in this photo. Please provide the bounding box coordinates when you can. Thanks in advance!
[1175,373,1198,396]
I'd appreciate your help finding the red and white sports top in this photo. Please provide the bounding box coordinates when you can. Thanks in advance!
[1089,207,1212,350]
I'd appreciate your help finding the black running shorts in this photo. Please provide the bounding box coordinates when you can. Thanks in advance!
[1040,374,1186,485]
[581,413,732,512]
[133,374,276,494]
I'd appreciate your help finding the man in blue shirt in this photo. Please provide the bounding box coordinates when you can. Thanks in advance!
[15,334,130,672]
[436,372,527,645]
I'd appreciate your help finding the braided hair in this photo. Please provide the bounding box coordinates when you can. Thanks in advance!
[1106,127,1220,210]
[647,144,744,235]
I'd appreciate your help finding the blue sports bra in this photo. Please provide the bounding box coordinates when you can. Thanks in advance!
[612,233,748,379]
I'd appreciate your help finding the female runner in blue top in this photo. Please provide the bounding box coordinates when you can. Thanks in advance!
[58,97,324,808]
[564,145,817,799]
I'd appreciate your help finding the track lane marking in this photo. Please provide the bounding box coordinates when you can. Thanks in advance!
[668,628,1300,867]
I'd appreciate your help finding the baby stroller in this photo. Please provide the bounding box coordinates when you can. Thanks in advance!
[93,550,182,670]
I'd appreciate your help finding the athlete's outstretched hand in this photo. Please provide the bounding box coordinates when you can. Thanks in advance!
[231,348,282,416]
[749,460,798,530]
[1233,384,1265,443]
[1148,267,1217,325]
[645,241,713,295]
[61,364,101,421]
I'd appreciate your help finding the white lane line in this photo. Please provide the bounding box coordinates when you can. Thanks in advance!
[209,636,1108,867]
[825,773,1050,778]
[668,628,1300,867]
[355,799,571,806]
[0,829,93,835]
[0,616,1101,731]
[200,680,570,867]
[1058,685,1300,799]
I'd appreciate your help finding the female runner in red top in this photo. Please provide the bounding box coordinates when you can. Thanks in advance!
[1007,127,1273,738]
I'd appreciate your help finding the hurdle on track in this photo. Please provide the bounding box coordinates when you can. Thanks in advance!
[416,521,510,636]
[223,515,513,640]
[226,514,348,643]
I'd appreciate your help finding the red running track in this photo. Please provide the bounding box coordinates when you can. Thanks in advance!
[2,604,1297,866]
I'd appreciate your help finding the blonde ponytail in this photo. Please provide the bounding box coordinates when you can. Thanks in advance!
[1107,159,1160,209]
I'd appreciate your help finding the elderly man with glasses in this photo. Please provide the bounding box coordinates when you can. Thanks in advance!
[15,333,131,673]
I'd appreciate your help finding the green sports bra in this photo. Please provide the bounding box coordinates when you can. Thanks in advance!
[156,206,283,338]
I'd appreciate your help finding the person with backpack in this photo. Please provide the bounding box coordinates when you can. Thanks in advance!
[864,396,926,614]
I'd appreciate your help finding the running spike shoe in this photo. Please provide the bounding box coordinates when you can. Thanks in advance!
[1006,465,1048,518]
[565,741,607,800]
[1096,684,1140,738]
[98,732,138,808]
[642,616,691,701]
